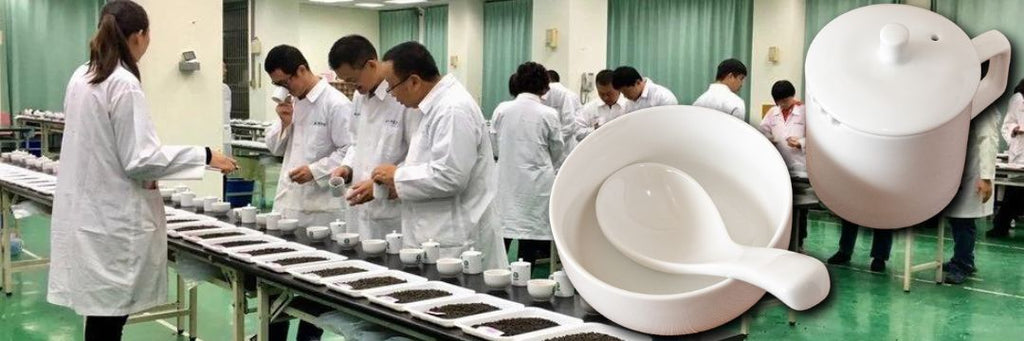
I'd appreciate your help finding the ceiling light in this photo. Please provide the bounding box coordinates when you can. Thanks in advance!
[310,0,354,3]
[355,2,385,7]
[386,0,428,4]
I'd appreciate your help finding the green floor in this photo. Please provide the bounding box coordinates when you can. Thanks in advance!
[3,212,1024,340]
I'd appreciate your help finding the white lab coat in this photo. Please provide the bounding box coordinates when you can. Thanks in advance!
[48,65,207,316]
[946,107,999,218]
[574,95,627,141]
[1000,93,1024,164]
[543,82,581,168]
[394,74,509,270]
[265,79,353,227]
[492,93,564,240]
[624,78,678,114]
[341,80,419,240]
[222,83,232,154]
[693,83,746,121]
[759,103,807,175]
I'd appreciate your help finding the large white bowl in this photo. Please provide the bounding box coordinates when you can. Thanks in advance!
[550,106,793,335]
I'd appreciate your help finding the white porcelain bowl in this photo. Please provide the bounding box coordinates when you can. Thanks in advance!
[333,233,360,249]
[527,279,557,301]
[550,106,793,335]
[277,219,299,232]
[483,269,512,290]
[361,239,387,255]
[208,202,232,213]
[399,248,424,266]
[436,258,463,277]
[306,226,331,240]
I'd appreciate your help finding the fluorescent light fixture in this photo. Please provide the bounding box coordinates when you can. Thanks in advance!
[355,2,385,7]
[311,0,354,3]
[386,0,428,4]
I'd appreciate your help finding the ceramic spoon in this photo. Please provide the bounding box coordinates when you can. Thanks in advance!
[595,162,830,310]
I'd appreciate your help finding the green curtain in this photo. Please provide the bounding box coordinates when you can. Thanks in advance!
[805,0,902,51]
[379,9,419,54]
[482,0,531,118]
[606,0,753,116]
[934,0,1024,118]
[423,5,448,75]
[2,0,103,114]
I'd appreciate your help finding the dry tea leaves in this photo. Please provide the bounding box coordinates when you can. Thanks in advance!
[545,332,625,341]
[427,303,500,319]
[196,232,244,239]
[306,266,366,278]
[218,240,268,248]
[382,289,451,304]
[474,318,560,336]
[244,247,296,256]
[343,276,407,290]
[273,256,328,266]
[174,225,221,233]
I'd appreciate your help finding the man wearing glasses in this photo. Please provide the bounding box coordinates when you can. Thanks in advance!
[328,35,419,241]
[263,44,353,233]
[370,42,509,270]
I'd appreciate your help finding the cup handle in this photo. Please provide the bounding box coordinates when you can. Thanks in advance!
[970,30,1011,118]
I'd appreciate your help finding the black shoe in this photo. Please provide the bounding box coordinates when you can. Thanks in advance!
[944,271,967,285]
[870,258,886,272]
[827,252,851,265]
[943,261,976,275]
[986,229,1010,238]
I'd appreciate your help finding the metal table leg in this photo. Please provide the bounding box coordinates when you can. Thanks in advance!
[176,275,186,334]
[257,278,271,341]
[189,286,199,341]
[2,189,13,296]
[228,268,247,341]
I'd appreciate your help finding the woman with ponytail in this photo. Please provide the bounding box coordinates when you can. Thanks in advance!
[47,2,237,340]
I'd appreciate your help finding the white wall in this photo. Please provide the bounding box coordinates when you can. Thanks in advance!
[298,4,380,76]
[448,0,484,102]
[905,0,931,9]
[248,0,378,121]
[749,0,805,125]
[530,0,608,104]
[134,0,224,197]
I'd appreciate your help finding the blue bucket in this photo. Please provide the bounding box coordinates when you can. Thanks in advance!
[224,177,255,208]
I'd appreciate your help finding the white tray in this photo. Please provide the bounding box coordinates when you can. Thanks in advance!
[522,322,651,341]
[406,294,525,328]
[251,250,348,273]
[286,260,388,285]
[364,281,476,312]
[455,307,583,341]
[181,227,259,244]
[166,214,216,225]
[167,220,234,238]
[226,242,316,263]
[324,270,427,298]
[201,234,287,252]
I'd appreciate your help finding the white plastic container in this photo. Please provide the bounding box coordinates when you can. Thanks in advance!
[324,269,427,298]
[406,293,525,328]
[363,281,475,312]
[180,227,260,244]
[523,322,651,341]
[226,242,316,263]
[805,4,1011,229]
[201,234,287,253]
[251,250,348,273]
[286,259,388,285]
[455,307,583,341]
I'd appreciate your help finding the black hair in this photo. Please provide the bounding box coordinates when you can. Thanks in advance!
[595,69,614,86]
[771,80,796,102]
[508,74,520,97]
[547,70,560,82]
[89,0,148,84]
[264,45,309,75]
[382,41,441,82]
[611,66,642,89]
[1016,78,1024,95]
[715,58,748,80]
[514,62,549,96]
[328,35,378,70]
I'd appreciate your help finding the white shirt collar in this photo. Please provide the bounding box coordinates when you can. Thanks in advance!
[516,93,543,103]
[418,74,456,114]
[640,78,654,99]
[370,79,389,101]
[708,82,731,93]
[305,78,328,103]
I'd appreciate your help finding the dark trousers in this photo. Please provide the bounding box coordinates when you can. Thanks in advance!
[838,219,894,260]
[993,186,1024,233]
[504,238,551,264]
[85,315,129,341]
[267,320,323,341]
[949,217,977,270]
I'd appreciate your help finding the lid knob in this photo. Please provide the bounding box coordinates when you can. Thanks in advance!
[878,23,910,64]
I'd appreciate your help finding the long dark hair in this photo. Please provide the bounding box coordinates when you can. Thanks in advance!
[1015,78,1024,95]
[89,0,149,84]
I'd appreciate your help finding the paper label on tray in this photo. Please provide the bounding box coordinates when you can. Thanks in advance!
[335,283,352,290]
[379,296,399,303]
[424,309,446,316]
[476,326,505,337]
